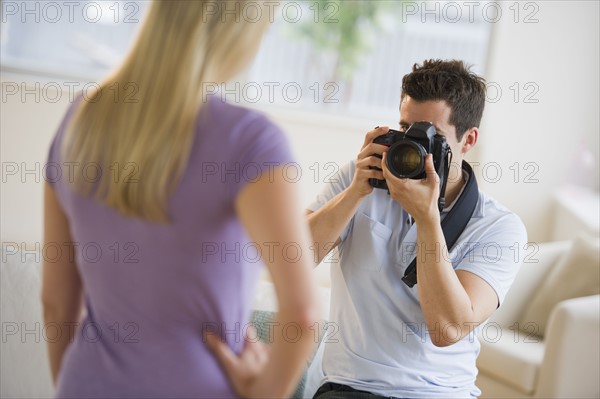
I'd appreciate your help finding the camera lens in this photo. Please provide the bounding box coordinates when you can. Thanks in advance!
[387,141,426,178]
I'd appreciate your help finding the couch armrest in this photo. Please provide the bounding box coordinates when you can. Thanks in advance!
[490,240,572,327]
[535,295,600,398]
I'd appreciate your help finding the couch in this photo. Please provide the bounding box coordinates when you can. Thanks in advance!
[476,238,600,398]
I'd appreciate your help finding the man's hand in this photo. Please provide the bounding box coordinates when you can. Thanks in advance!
[206,326,270,398]
[382,152,441,224]
[306,127,391,264]
[348,126,390,198]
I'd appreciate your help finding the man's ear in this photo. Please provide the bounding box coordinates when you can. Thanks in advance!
[460,127,478,155]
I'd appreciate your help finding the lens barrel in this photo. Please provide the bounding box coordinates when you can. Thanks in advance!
[386,140,427,179]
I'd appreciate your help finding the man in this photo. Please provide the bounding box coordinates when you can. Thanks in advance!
[304,59,527,398]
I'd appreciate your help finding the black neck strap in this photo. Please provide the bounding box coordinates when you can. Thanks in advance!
[401,161,479,288]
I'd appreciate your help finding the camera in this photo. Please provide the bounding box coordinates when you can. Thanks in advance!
[368,122,452,208]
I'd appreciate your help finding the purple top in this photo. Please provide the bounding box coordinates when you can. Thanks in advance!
[47,96,294,398]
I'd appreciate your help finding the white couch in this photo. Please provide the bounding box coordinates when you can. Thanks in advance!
[1,246,54,398]
[476,240,600,398]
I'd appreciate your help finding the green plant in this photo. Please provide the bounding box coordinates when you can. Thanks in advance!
[291,1,396,83]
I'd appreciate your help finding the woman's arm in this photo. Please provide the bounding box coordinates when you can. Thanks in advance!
[41,183,83,384]
[207,168,320,398]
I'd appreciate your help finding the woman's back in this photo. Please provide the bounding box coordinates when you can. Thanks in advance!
[48,96,293,398]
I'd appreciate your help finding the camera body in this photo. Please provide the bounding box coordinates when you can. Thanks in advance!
[369,122,451,196]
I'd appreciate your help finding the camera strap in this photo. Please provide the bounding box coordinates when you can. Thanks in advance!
[401,160,479,288]
[437,151,452,212]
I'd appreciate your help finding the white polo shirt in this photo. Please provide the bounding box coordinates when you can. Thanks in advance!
[305,161,527,398]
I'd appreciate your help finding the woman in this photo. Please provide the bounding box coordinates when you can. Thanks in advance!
[41,1,319,397]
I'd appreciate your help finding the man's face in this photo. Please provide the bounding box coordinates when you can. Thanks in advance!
[399,96,464,159]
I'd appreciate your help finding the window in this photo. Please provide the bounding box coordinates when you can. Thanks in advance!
[1,0,148,80]
[1,0,492,119]
[246,1,492,119]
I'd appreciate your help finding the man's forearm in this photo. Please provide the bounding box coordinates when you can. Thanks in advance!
[415,219,476,346]
[307,188,363,264]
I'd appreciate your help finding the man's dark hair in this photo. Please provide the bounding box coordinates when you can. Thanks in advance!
[401,59,487,141]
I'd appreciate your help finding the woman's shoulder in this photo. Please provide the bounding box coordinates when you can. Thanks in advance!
[200,95,285,144]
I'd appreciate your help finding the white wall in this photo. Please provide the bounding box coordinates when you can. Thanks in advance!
[478,0,599,242]
[1,79,73,245]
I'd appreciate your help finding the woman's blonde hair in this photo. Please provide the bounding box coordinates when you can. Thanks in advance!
[62,0,271,222]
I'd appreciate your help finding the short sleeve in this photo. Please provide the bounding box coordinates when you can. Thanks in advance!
[227,113,296,200]
[455,212,528,306]
[307,161,355,242]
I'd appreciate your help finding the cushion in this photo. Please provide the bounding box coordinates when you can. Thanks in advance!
[519,234,600,337]
[253,278,332,319]
[477,329,545,394]
[250,310,327,399]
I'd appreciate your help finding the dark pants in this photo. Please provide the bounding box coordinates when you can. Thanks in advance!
[313,382,393,399]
